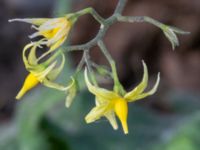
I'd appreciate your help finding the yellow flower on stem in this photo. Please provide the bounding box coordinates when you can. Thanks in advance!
[84,61,160,134]
[9,15,74,51]
[16,42,69,99]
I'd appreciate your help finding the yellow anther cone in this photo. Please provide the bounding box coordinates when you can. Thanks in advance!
[114,99,129,134]
[16,73,39,99]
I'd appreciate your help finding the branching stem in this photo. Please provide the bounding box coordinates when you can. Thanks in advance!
[61,0,187,94]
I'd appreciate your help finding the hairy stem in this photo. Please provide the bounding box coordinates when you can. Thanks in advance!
[117,15,164,29]
[114,0,127,14]
[74,7,105,24]
[74,53,85,75]
[98,40,125,95]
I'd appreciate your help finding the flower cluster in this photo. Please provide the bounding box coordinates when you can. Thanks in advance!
[9,16,77,107]
[9,6,188,134]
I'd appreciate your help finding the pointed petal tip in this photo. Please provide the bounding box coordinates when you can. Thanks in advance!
[65,102,70,108]
[113,126,118,130]
[141,60,146,66]
[142,60,147,70]
[141,59,144,63]
[8,19,13,23]
[15,95,22,100]
[122,121,129,135]
[157,72,161,84]
[8,19,20,23]
[8,19,23,23]
[15,88,26,100]
[85,117,92,124]
[124,131,129,135]
[150,72,161,94]
[65,98,70,108]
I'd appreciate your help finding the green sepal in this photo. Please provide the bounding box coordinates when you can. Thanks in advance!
[65,76,78,108]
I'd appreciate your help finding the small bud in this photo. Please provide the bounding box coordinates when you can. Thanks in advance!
[162,25,190,50]
[94,64,111,77]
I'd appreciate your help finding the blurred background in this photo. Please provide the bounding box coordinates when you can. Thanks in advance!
[0,0,200,150]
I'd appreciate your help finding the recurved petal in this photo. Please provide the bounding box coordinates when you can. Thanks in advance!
[8,18,49,26]
[27,44,38,66]
[22,43,35,68]
[124,61,148,100]
[85,105,109,123]
[42,78,69,91]
[47,52,65,81]
[23,42,44,70]
[34,61,57,81]
[49,36,66,51]
[84,69,120,101]
[128,72,160,102]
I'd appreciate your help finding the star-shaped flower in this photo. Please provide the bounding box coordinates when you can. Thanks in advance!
[84,61,160,134]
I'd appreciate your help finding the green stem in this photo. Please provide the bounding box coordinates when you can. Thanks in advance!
[114,0,127,14]
[74,53,85,76]
[117,15,164,29]
[74,7,105,24]
[98,40,125,95]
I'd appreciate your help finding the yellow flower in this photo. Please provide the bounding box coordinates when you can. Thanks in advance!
[84,61,160,134]
[16,42,67,99]
[9,16,73,50]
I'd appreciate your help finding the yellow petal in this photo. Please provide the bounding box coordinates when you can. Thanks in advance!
[114,99,128,134]
[95,97,118,130]
[9,18,49,25]
[34,61,57,81]
[85,105,109,123]
[22,43,36,68]
[104,111,118,130]
[133,73,160,101]
[84,69,120,101]
[16,73,39,99]
[22,42,44,71]
[27,43,38,65]
[38,18,71,48]
[49,36,66,51]
[47,52,65,81]
[40,27,60,39]
[124,61,148,101]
